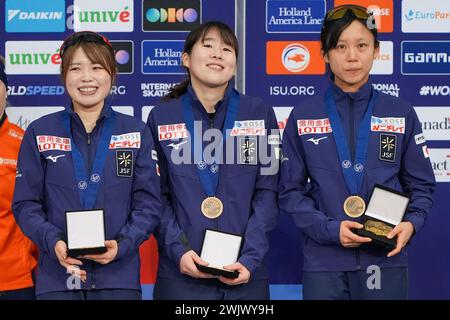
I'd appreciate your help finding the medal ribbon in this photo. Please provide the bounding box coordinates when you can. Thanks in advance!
[324,87,377,195]
[62,109,115,209]
[182,89,240,197]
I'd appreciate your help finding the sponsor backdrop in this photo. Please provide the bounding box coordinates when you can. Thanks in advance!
[1,0,449,299]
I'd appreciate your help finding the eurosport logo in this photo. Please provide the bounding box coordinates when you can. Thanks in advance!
[110,41,133,74]
[266,0,325,33]
[402,0,450,33]
[370,41,393,75]
[141,40,184,75]
[5,41,62,75]
[414,107,450,141]
[143,0,201,32]
[5,0,65,32]
[401,41,450,75]
[73,0,133,32]
[334,0,393,33]
[428,149,450,182]
[266,41,325,75]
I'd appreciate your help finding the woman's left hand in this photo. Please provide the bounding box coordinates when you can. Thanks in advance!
[218,262,250,286]
[387,222,415,258]
[80,240,118,264]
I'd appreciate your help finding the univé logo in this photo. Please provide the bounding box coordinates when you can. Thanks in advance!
[5,41,62,75]
[267,41,325,75]
[142,0,201,32]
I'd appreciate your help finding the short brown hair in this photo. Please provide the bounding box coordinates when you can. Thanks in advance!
[60,42,117,86]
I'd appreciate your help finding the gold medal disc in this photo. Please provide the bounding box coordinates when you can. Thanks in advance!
[201,197,223,219]
[343,195,366,218]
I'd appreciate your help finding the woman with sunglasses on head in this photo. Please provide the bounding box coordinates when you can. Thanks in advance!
[0,57,38,300]
[12,31,161,300]
[147,21,279,300]
[279,5,435,299]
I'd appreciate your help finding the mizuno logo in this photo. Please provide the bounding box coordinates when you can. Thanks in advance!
[46,154,65,163]
[167,140,188,150]
[307,136,328,145]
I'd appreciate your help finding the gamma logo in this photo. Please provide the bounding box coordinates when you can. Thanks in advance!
[143,0,201,32]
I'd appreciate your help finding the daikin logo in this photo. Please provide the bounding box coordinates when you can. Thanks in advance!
[5,0,65,32]
[8,10,63,21]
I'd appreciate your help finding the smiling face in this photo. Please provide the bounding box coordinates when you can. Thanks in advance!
[182,27,237,92]
[64,47,112,112]
[323,20,379,92]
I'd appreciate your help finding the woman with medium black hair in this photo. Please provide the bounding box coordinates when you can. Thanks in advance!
[147,21,279,300]
[13,31,161,300]
[280,5,435,299]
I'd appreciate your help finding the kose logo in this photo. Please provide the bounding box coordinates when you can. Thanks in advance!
[5,41,62,75]
[5,0,65,32]
[143,0,201,32]
[110,41,133,74]
[334,0,394,33]
[73,0,133,32]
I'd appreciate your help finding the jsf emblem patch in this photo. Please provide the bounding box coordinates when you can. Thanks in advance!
[116,150,133,177]
[239,137,257,165]
[379,134,396,162]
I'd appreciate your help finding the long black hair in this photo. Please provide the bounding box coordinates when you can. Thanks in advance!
[165,21,239,100]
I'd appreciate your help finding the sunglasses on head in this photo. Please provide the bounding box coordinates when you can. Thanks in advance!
[324,4,373,23]
[59,31,113,57]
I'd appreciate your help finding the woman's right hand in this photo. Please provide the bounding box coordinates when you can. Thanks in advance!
[179,250,216,279]
[54,240,87,282]
[340,221,372,248]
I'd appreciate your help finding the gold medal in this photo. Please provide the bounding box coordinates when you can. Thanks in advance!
[201,197,223,219]
[364,220,393,237]
[343,195,365,218]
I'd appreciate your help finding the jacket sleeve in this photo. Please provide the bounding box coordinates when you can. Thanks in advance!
[146,111,191,267]
[12,125,64,261]
[279,110,341,245]
[238,105,280,274]
[398,108,436,234]
[115,124,162,260]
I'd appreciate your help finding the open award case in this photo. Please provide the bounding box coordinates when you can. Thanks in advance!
[196,229,243,279]
[355,184,410,251]
[65,209,107,257]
